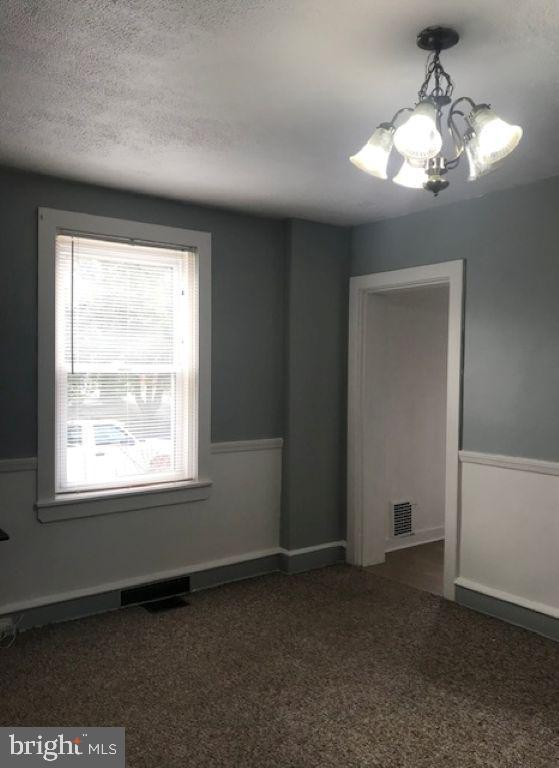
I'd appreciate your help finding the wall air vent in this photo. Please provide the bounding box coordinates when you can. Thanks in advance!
[392,501,414,537]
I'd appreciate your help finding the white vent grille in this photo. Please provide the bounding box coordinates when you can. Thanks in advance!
[392,501,414,537]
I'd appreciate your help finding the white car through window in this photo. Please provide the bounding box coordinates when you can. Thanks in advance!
[66,420,172,486]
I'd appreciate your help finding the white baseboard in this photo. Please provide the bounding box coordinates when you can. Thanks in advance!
[385,526,444,553]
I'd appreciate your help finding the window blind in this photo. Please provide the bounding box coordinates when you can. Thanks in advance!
[55,234,199,494]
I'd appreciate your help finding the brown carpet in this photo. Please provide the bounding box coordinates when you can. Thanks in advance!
[2,566,559,767]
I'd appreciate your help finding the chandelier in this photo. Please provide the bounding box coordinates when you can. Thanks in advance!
[350,26,523,195]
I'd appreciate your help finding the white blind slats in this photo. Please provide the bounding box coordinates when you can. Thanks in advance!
[55,235,199,494]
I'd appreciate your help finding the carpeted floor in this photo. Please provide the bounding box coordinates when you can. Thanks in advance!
[2,565,559,767]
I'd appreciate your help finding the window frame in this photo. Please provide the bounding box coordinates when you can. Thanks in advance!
[37,208,212,522]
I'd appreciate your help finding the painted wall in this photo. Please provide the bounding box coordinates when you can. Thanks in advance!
[0,169,352,616]
[352,174,559,463]
[281,219,350,549]
[352,174,559,625]
[0,167,285,457]
[367,286,448,551]
[0,444,282,613]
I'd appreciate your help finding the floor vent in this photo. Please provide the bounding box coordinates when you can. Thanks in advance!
[121,576,190,608]
[392,501,414,537]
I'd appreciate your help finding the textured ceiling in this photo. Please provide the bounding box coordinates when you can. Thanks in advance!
[1,0,558,224]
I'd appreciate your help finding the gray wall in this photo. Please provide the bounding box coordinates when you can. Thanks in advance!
[282,219,350,549]
[0,167,285,458]
[0,168,352,556]
[352,175,559,462]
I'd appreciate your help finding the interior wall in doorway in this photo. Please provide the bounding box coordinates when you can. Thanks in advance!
[367,285,448,552]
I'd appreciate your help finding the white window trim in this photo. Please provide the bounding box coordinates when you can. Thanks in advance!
[37,208,212,522]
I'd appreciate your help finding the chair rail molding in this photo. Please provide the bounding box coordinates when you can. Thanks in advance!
[460,450,559,476]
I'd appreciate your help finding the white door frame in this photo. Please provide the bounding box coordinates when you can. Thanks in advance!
[347,260,464,600]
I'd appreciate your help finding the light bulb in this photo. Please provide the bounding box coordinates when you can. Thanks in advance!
[350,125,394,179]
[393,159,428,189]
[393,101,442,163]
[469,105,522,165]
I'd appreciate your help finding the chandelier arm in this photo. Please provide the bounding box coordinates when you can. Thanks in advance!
[448,96,479,146]
[446,105,474,164]
[445,155,461,171]
[450,96,476,119]
[387,106,413,127]
[433,110,463,171]
[448,110,466,158]
[435,105,443,136]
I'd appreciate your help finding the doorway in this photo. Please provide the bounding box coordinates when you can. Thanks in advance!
[347,262,463,600]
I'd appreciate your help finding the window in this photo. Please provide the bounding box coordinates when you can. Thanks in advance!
[38,210,211,521]
[55,234,198,493]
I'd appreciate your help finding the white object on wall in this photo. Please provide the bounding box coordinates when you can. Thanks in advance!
[0,439,282,615]
[457,451,559,619]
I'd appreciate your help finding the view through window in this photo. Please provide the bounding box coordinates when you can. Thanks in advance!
[55,235,199,493]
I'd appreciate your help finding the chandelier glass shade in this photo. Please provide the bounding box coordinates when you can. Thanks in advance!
[468,105,523,165]
[393,100,442,163]
[393,159,428,189]
[350,26,523,195]
[349,124,395,179]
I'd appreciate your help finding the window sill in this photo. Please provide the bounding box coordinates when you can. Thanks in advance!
[36,479,212,523]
